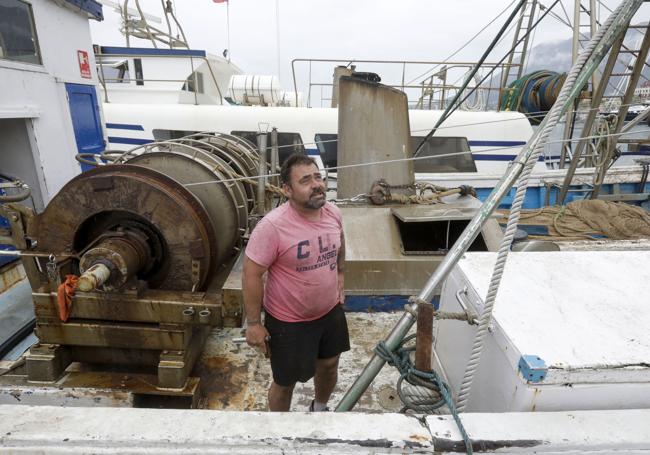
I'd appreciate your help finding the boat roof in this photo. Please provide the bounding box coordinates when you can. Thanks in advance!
[64,0,103,20]
[459,251,650,373]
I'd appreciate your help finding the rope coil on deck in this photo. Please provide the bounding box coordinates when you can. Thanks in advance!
[375,334,473,454]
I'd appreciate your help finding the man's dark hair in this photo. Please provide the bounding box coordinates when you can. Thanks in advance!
[280,153,318,185]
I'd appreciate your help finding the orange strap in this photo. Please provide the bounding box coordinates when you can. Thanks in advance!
[57,275,79,322]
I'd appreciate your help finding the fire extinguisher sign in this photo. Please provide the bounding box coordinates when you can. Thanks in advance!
[77,50,91,79]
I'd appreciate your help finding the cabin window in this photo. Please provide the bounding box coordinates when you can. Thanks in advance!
[152,129,199,140]
[100,59,130,83]
[395,218,488,255]
[183,72,204,94]
[231,131,305,164]
[311,134,476,172]
[315,134,337,168]
[0,0,41,65]
[410,136,477,173]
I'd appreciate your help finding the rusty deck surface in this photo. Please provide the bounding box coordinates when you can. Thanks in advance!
[195,311,405,412]
[0,309,408,413]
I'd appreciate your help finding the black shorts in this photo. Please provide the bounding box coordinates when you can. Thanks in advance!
[264,304,350,387]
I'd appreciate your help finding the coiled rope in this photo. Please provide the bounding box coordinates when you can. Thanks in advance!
[500,70,567,124]
[375,334,473,454]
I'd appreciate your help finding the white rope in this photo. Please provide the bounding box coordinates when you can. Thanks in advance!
[459,72,487,111]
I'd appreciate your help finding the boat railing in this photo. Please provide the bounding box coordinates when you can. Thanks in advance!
[291,58,519,109]
[95,51,224,105]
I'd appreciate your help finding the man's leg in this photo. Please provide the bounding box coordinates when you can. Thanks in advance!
[268,381,296,411]
[314,354,340,406]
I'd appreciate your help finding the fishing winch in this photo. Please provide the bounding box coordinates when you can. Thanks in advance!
[17,133,267,397]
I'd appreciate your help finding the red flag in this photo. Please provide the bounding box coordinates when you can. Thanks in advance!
[213,0,228,3]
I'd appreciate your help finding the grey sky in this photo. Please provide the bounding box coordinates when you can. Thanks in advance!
[91,0,649,104]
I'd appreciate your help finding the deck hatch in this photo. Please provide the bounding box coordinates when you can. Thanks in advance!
[391,207,489,255]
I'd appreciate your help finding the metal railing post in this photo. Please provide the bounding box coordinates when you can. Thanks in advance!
[256,131,268,215]
[270,128,279,187]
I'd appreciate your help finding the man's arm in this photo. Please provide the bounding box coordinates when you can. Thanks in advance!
[337,231,345,304]
[243,255,270,355]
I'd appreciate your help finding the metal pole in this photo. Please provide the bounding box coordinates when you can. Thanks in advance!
[589,0,601,89]
[559,0,584,168]
[335,0,642,412]
[572,0,581,66]
[557,26,627,204]
[270,128,279,186]
[256,132,268,215]
[621,104,650,133]
[592,23,650,199]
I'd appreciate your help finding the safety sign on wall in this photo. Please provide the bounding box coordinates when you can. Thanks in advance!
[77,50,91,79]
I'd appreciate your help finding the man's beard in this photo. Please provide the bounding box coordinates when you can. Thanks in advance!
[304,188,326,209]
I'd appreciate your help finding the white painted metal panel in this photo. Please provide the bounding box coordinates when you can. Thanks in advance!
[0,0,103,205]
[435,251,650,412]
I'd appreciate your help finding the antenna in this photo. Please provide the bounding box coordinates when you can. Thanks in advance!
[99,0,162,23]
[98,0,189,49]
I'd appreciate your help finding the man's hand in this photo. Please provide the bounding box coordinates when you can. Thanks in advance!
[337,271,345,304]
[246,323,270,357]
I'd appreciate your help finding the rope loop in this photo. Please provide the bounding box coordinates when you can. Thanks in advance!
[375,334,473,454]
[407,296,473,322]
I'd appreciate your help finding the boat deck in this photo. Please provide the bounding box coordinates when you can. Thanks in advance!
[3,239,650,411]
[195,312,404,412]
[0,275,406,412]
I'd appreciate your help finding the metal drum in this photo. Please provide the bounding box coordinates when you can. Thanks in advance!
[34,133,262,292]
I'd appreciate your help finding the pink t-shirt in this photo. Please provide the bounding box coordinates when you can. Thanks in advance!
[245,201,343,322]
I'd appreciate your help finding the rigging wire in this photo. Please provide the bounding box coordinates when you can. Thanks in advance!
[414,0,562,158]
[449,0,564,114]
[405,0,519,87]
[538,1,649,85]
[175,127,650,189]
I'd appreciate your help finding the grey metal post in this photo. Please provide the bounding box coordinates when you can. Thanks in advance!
[257,132,268,214]
[270,128,279,186]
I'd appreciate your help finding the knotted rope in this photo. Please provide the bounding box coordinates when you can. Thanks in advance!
[375,334,473,454]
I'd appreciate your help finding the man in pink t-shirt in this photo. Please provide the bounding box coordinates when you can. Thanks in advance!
[243,154,349,412]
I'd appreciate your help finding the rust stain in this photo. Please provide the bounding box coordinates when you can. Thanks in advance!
[531,388,541,412]
[409,434,430,443]
[194,355,254,411]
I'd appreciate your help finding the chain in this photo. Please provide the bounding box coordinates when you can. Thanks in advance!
[46,254,59,285]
